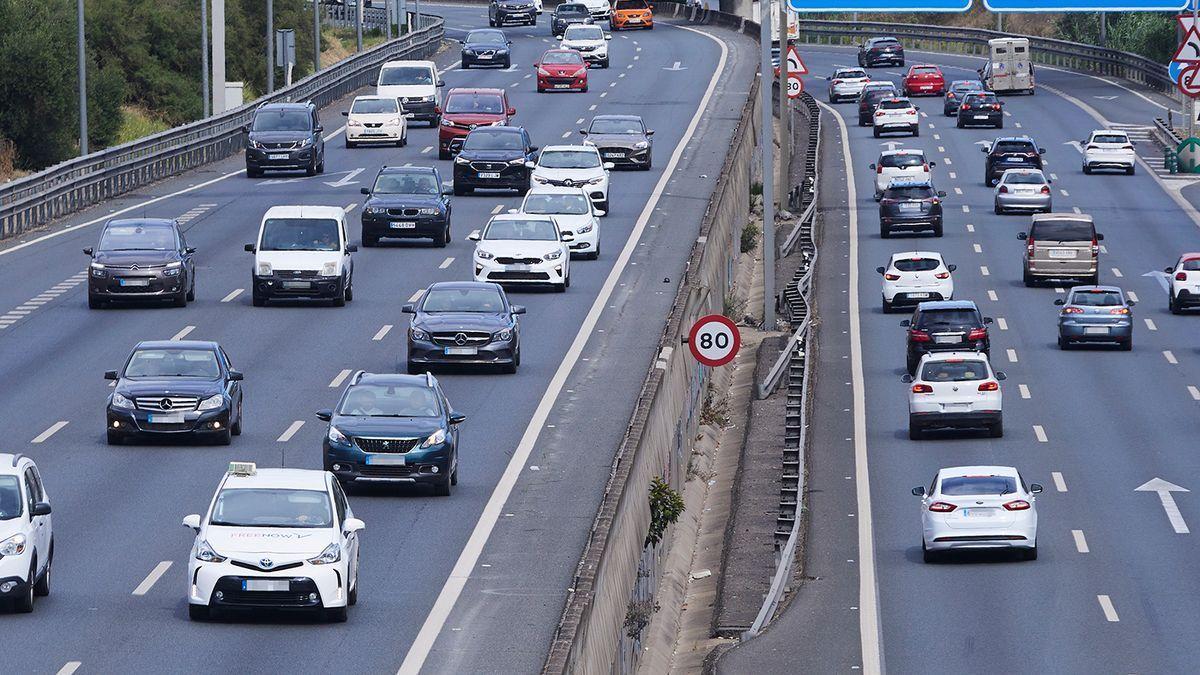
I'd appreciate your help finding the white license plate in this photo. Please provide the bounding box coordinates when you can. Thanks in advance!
[478,171,501,179]
[268,153,289,160]
[1084,326,1109,335]
[366,454,406,465]
[391,222,417,229]
[149,413,185,424]
[628,17,641,22]
[479,53,493,59]
[282,281,311,289]
[920,85,932,90]
[445,346,478,355]
[961,509,994,518]
[1048,249,1076,259]
[974,115,989,120]
[604,152,622,158]
[943,403,971,412]
[553,84,571,89]
[934,335,959,344]
[508,264,530,272]
[118,278,150,287]
[899,203,921,212]
[244,579,290,591]
[907,292,930,299]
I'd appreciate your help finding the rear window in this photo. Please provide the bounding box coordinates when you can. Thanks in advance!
[1001,172,1045,185]
[940,475,1017,496]
[1092,134,1127,144]
[915,309,981,329]
[893,258,939,272]
[881,154,923,168]
[871,39,900,48]
[995,141,1036,154]
[951,80,984,92]
[884,186,934,200]
[920,360,988,382]
[837,69,867,78]
[963,94,998,105]
[1030,219,1093,242]
[1070,290,1123,306]
[1182,259,1200,272]
[912,67,938,74]
[878,99,911,110]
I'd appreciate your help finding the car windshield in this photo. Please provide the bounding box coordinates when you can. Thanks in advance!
[590,118,642,134]
[467,30,506,45]
[542,51,584,65]
[98,224,175,251]
[872,39,900,48]
[125,348,221,378]
[940,475,1018,496]
[1070,290,1123,306]
[615,0,649,7]
[445,93,505,114]
[463,129,524,150]
[260,218,340,251]
[338,383,440,417]
[1093,134,1127,144]
[884,186,933,200]
[351,98,399,114]
[379,66,433,85]
[484,218,558,240]
[916,309,980,329]
[995,141,1036,154]
[893,258,940,272]
[523,193,591,215]
[1030,220,1093,242]
[210,488,333,528]
[566,26,604,39]
[559,4,589,14]
[921,360,987,382]
[1002,172,1045,185]
[539,150,600,168]
[373,173,439,195]
[881,154,923,168]
[0,476,21,521]
[252,110,311,132]
[421,287,505,312]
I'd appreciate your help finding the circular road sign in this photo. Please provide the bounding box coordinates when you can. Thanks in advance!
[787,75,803,99]
[688,314,741,367]
[1180,62,1200,99]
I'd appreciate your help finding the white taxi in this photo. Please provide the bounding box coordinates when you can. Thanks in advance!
[1082,129,1136,175]
[517,186,603,259]
[470,214,571,292]
[903,352,1004,440]
[877,251,954,312]
[0,454,52,613]
[342,95,408,148]
[183,462,363,622]
[870,149,934,201]
[873,97,920,138]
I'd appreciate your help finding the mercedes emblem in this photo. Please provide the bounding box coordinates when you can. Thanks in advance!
[454,333,469,346]
[159,398,174,410]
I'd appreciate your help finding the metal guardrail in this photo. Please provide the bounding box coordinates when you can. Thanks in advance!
[325,3,388,28]
[0,14,442,240]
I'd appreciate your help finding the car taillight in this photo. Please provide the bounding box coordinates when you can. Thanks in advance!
[1109,307,1130,315]
[832,79,843,85]
[1086,145,1097,151]
[1040,186,1051,194]
[961,104,971,110]
[884,273,901,281]
[922,163,930,172]
[909,329,931,342]
[991,104,1001,110]
[998,185,1008,194]
[1092,237,1099,255]
[1026,237,1035,256]
[1061,306,1084,314]
[1177,272,1188,281]
[934,272,950,279]
[876,164,884,174]
[928,502,957,512]
[948,93,957,99]
[977,381,999,391]
[1122,144,1134,150]
[967,328,987,340]
[1003,500,1031,511]
[912,384,933,394]
[876,110,886,117]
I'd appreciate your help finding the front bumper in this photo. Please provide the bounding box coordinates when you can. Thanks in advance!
[530,177,607,203]
[562,226,599,255]
[462,50,511,66]
[475,257,566,285]
[346,124,403,142]
[362,212,448,240]
[89,270,184,300]
[538,74,588,91]
[1058,320,1132,342]
[495,9,535,23]
[246,146,315,170]
[909,410,1001,431]
[107,404,231,437]
[189,563,347,609]
[612,14,651,27]
[595,145,650,168]
[408,335,517,366]
[325,437,455,484]
[454,164,530,192]
[0,549,33,591]
[995,193,1051,211]
[254,273,344,299]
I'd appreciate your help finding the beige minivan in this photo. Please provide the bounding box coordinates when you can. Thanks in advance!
[1018,213,1102,286]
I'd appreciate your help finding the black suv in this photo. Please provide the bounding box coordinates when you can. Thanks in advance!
[552,3,593,36]
[956,92,1004,129]
[982,136,1045,186]
[489,0,537,26]
[461,29,513,68]
[900,301,993,374]
[403,281,525,373]
[105,340,244,445]
[245,102,325,177]
[580,114,653,170]
[858,37,904,68]
[85,218,196,309]
[879,180,946,238]
[857,83,898,126]
[318,372,465,495]
[360,166,452,247]
[452,126,538,195]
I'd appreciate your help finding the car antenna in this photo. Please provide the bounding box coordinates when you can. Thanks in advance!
[281,446,286,469]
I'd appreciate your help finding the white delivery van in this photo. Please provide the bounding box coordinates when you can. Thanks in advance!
[376,60,444,126]
[246,205,356,307]
[980,38,1034,95]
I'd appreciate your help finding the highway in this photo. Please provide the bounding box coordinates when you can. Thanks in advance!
[723,43,1200,673]
[0,6,756,673]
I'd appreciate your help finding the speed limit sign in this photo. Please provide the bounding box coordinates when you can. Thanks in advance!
[688,314,741,367]
[787,75,803,99]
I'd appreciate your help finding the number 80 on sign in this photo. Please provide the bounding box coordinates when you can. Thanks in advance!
[688,314,741,367]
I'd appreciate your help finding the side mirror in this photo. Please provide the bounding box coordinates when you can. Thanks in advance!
[341,111,349,116]
[1030,483,1044,494]
[401,303,415,314]
[508,107,517,116]
[182,514,201,532]
[868,163,876,170]
[524,160,536,169]
[346,244,358,253]
[1054,298,1066,306]
[314,125,324,133]
[437,80,446,87]
[593,209,606,217]
[914,106,920,111]
[900,374,914,383]
[315,408,334,421]
[980,146,989,153]
[603,162,615,170]
[937,191,947,198]
[605,34,612,40]
[876,266,886,274]
[899,319,911,327]
[928,161,936,167]
[529,145,539,153]
[646,130,654,136]
[1128,300,1136,307]
[104,370,119,380]
[442,185,454,195]
[1039,147,1047,154]
[1165,266,1175,273]
[995,371,1007,380]
[947,264,957,272]
[242,125,251,134]
[31,502,51,517]
[229,370,244,381]
[82,247,94,255]
[185,247,197,254]
[360,187,370,195]
[245,243,256,252]
[449,412,467,425]
[511,305,527,315]
[1017,232,1028,240]
[911,486,926,497]
[343,517,365,534]
[826,76,833,81]
[1096,233,1105,241]
[983,317,994,324]
[579,129,589,136]
[507,208,520,214]
[468,231,481,241]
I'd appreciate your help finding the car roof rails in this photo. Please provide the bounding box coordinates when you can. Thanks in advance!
[351,370,367,385]
[425,372,436,387]
[10,453,24,468]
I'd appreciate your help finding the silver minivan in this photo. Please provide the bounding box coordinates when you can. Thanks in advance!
[1018,213,1102,286]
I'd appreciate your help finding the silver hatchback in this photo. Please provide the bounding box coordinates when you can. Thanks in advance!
[994,168,1051,215]
[1055,285,1133,350]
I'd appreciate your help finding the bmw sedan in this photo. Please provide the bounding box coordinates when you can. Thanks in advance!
[404,281,525,373]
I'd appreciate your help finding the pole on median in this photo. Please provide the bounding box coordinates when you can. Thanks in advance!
[267,0,275,93]
[777,0,789,214]
[77,0,88,155]
[760,0,776,328]
[356,0,363,51]
[1098,11,1106,47]
[1191,0,1198,141]
[386,0,392,39]
[314,0,321,73]
[212,0,226,113]
[202,0,210,117]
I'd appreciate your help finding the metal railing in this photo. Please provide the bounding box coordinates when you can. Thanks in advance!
[0,14,443,240]
[325,3,389,28]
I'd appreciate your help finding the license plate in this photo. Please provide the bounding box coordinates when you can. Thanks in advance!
[118,278,150,287]
[479,54,493,59]
[1084,326,1109,335]
[944,403,971,412]
[508,264,530,272]
[899,203,921,212]
[149,413,185,424]
[961,509,993,518]
[268,153,289,160]
[974,115,989,120]
[604,152,622,158]
[907,292,930,299]
[628,17,641,22]
[445,346,478,355]
[391,222,417,229]
[244,579,290,592]
[478,171,501,179]
[553,84,571,89]
[934,335,959,344]
[366,454,406,465]
[1048,249,1076,259]
[283,281,311,289]
[920,85,932,90]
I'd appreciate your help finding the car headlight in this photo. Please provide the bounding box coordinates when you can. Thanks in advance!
[475,249,495,260]
[441,119,454,127]
[163,264,182,277]
[585,176,604,185]
[321,261,339,277]
[455,156,470,165]
[410,327,430,341]
[421,94,437,102]
[90,263,107,277]
[195,539,226,563]
[111,392,134,409]
[532,175,550,184]
[299,137,313,147]
[364,205,385,214]
[328,426,349,445]
[544,249,563,260]
[307,542,342,565]
[248,139,264,149]
[348,120,364,127]
[634,141,650,149]
[417,207,439,215]
[577,223,593,234]
[538,67,551,77]
[491,120,506,127]
[492,328,512,341]
[0,533,26,558]
[257,262,273,276]
[420,428,448,448]
[509,157,528,165]
[197,393,225,411]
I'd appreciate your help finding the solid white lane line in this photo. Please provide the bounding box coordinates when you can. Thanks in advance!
[1006,348,1018,362]
[330,369,353,388]
[398,25,734,675]
[987,290,997,301]
[1033,425,1048,442]
[277,421,304,442]
[439,257,455,269]
[132,561,173,596]
[1111,267,1123,277]
[32,421,68,444]
[997,317,1008,330]
[1072,530,1090,554]
[1127,291,1139,303]
[56,663,82,675]
[170,325,196,341]
[1052,472,1068,492]
[1019,384,1030,399]
[1145,318,1157,331]
[1189,385,1200,401]
[221,289,244,303]
[973,243,982,253]
[1098,595,1119,622]
[980,265,989,276]
[373,325,393,341]
[1165,350,1178,364]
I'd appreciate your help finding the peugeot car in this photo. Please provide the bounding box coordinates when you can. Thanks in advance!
[403,281,525,373]
[438,88,514,159]
[244,102,325,177]
[85,218,196,309]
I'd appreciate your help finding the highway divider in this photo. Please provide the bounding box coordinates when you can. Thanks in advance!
[0,15,443,241]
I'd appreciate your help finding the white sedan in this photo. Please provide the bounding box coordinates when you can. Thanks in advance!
[903,351,1003,439]
[518,186,602,259]
[183,462,363,622]
[873,97,920,138]
[1082,129,1136,175]
[870,149,933,201]
[471,214,571,291]
[877,251,954,312]
[913,466,1041,562]
[528,145,612,213]
[343,95,408,148]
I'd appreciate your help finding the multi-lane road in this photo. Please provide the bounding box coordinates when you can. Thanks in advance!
[0,6,757,673]
[724,42,1200,673]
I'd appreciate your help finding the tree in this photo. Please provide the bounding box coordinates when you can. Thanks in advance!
[89,63,127,148]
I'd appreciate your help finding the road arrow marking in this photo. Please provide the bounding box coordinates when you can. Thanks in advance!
[1064,140,1085,154]
[324,168,364,188]
[1093,95,1118,100]
[664,61,687,71]
[1136,478,1190,533]
[1143,270,1171,293]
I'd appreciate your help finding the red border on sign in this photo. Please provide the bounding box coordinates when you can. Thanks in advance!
[688,314,742,367]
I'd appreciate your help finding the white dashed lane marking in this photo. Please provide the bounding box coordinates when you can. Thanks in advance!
[407,290,423,303]
[277,421,305,442]
[373,324,393,341]
[330,369,353,388]
[221,289,244,303]
[980,265,990,276]
[1165,350,1179,364]
[1006,348,1018,362]
[32,421,69,444]
[1098,595,1120,622]
[1189,385,1200,401]
[1072,530,1090,553]
[1145,318,1157,331]
[439,257,455,269]
[170,325,196,341]
[56,663,81,675]
[1018,384,1030,399]
[1033,425,1048,442]
[132,561,173,596]
[1052,472,1068,491]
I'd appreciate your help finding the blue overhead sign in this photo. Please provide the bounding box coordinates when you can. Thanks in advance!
[787,0,969,11]
[984,0,1187,10]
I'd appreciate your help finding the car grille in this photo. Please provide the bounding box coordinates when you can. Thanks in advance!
[136,396,200,411]
[387,208,422,217]
[470,161,508,172]
[261,141,300,150]
[546,76,578,85]
[276,269,321,279]
[403,97,427,104]
[490,271,551,280]
[231,559,303,573]
[353,437,421,453]
[364,122,383,128]
[212,577,320,607]
[359,464,419,478]
[575,45,597,52]
[104,263,169,271]
[140,421,194,432]
[430,331,492,346]
[495,256,543,265]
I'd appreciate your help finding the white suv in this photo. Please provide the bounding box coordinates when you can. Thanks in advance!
[560,24,611,68]
[877,251,954,312]
[183,462,364,622]
[0,453,53,612]
[903,352,1004,440]
[246,206,356,307]
[471,214,571,291]
[870,149,934,200]
[529,145,612,213]
[873,97,920,138]
[1082,129,1136,175]
[826,67,870,103]
[518,186,603,259]
[1166,253,1200,314]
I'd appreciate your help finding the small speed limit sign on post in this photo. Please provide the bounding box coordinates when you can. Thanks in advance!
[787,75,803,99]
[688,314,741,367]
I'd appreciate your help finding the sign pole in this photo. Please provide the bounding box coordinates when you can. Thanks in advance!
[760,1,776,328]
[778,0,790,214]
[1191,0,1198,140]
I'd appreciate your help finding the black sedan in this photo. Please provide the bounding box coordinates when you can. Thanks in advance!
[360,166,452,247]
[956,92,1004,129]
[86,218,196,309]
[580,114,653,170]
[452,126,539,195]
[943,79,986,116]
[105,340,244,445]
[551,3,593,36]
[461,29,512,69]
[404,281,525,373]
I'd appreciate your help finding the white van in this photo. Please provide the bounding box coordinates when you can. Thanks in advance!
[245,205,356,307]
[980,38,1034,95]
[376,60,444,126]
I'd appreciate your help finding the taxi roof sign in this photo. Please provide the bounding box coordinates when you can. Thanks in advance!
[228,461,257,476]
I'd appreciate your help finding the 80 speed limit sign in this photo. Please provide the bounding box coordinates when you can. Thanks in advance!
[688,314,741,367]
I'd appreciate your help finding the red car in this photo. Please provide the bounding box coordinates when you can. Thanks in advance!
[902,65,946,97]
[437,88,515,160]
[535,49,589,93]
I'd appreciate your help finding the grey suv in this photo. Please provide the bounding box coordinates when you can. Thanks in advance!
[245,102,325,177]
[1019,213,1102,286]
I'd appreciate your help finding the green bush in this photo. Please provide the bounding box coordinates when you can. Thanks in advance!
[646,476,685,547]
[741,222,760,254]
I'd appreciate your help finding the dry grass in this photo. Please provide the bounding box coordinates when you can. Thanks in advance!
[0,139,27,183]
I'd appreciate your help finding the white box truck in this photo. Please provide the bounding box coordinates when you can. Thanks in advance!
[979,37,1035,95]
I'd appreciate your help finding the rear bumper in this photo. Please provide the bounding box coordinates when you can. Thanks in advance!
[995,193,1051,211]
[881,214,942,231]
[883,290,949,306]
[958,112,1002,126]
[909,410,1001,431]
[1025,261,1095,279]
[1058,321,1132,341]
[924,526,1036,551]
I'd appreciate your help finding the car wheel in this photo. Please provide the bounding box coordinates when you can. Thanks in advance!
[316,155,325,174]
[908,424,922,440]
[1171,293,1182,314]
[33,549,50,597]
[879,224,890,239]
[325,606,349,622]
[453,183,467,196]
[252,290,267,307]
[504,58,512,68]
[216,427,232,446]
[333,281,347,307]
[348,574,358,606]
[932,221,943,237]
[1023,543,1038,561]
[399,134,407,148]
[996,120,1003,129]
[14,564,33,612]
[188,604,209,621]
[1121,337,1133,351]
[345,276,354,302]
[922,541,938,564]
[501,359,517,374]
[451,464,459,486]
[406,362,421,375]
[1083,164,1092,175]
[913,126,920,137]
[1088,273,1100,285]
[362,235,378,247]
[994,204,1003,215]
[990,420,1003,438]
[1057,335,1070,350]
[882,297,892,313]
[1127,165,1136,176]
[437,226,450,248]
[581,84,588,93]
[186,278,196,302]
[433,476,452,496]
[439,147,452,160]
[1022,269,1034,287]
[873,127,881,138]
[174,289,188,307]
[462,58,471,69]
[232,403,243,436]
[88,295,103,310]
[107,430,124,447]
[554,281,566,293]
[906,354,919,374]
[346,139,356,149]
[537,86,546,93]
